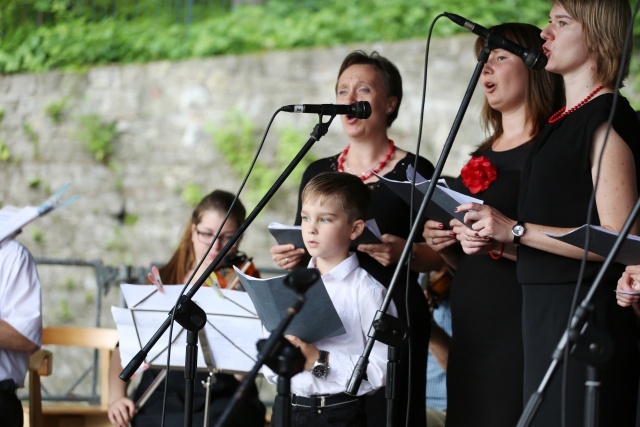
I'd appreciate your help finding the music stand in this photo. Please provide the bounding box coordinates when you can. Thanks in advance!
[112,284,265,425]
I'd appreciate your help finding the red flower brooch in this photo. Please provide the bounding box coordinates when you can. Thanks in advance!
[460,156,497,194]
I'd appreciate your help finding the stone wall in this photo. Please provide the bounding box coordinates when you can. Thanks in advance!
[1,36,488,328]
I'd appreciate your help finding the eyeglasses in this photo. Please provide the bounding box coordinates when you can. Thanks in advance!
[194,228,236,246]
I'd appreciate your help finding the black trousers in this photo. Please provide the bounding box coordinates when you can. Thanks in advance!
[0,379,22,427]
[272,396,366,427]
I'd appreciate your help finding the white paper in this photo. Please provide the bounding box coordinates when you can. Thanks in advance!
[113,284,263,373]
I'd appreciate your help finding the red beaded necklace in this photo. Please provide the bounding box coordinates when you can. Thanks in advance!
[337,140,395,181]
[548,85,604,124]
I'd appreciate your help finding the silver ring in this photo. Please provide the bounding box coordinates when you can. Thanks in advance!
[285,257,289,263]
[430,238,435,245]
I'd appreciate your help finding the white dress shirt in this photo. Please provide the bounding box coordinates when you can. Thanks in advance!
[264,253,397,396]
[0,239,42,387]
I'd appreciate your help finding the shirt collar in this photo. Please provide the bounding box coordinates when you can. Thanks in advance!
[308,252,360,282]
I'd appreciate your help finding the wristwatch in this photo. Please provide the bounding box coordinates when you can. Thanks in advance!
[512,221,525,246]
[311,350,330,379]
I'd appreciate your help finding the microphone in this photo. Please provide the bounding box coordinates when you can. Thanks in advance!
[444,12,547,70]
[282,101,372,119]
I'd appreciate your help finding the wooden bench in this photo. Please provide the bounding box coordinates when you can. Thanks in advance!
[23,326,119,427]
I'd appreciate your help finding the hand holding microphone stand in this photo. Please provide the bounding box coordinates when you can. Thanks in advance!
[118,103,371,427]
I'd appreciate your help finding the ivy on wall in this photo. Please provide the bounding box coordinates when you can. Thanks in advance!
[209,109,317,204]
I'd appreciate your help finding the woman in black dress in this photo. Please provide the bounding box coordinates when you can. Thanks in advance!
[270,51,442,426]
[450,1,640,425]
[423,23,563,426]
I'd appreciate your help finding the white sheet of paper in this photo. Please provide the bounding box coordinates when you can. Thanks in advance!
[0,206,39,243]
[113,284,263,373]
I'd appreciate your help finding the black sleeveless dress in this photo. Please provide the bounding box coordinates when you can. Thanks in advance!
[444,144,529,426]
[517,93,640,426]
[297,152,435,427]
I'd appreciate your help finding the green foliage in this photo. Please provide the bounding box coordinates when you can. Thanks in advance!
[209,109,316,203]
[181,183,205,207]
[64,278,77,291]
[76,114,118,165]
[0,0,589,74]
[0,142,11,162]
[45,99,68,123]
[0,109,4,123]
[28,177,42,189]
[23,122,40,159]
[31,227,46,245]
[123,213,139,226]
[56,299,73,323]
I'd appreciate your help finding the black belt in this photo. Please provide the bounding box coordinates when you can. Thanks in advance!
[291,393,360,408]
[0,379,17,393]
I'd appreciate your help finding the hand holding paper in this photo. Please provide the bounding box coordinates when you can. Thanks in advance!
[375,168,482,228]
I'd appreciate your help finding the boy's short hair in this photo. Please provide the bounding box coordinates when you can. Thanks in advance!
[301,172,370,222]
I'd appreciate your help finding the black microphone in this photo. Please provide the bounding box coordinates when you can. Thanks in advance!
[281,101,372,119]
[444,12,547,70]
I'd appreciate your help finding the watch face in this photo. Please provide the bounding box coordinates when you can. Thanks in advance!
[312,365,329,379]
[513,224,525,237]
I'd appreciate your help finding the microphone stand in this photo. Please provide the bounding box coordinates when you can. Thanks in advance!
[345,46,491,427]
[516,197,640,427]
[118,114,337,426]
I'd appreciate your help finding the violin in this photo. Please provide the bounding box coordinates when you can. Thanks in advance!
[425,266,454,309]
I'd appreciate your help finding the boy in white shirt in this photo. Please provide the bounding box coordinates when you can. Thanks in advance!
[266,171,397,427]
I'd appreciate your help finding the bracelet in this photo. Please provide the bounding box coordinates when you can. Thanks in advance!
[489,242,505,260]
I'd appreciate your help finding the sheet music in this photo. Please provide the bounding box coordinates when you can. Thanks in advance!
[0,183,77,244]
[375,168,482,228]
[235,267,346,343]
[268,218,382,248]
[544,224,640,266]
[112,284,263,374]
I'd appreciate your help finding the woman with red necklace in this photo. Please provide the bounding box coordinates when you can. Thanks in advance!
[270,50,441,426]
[424,23,563,427]
[441,1,640,425]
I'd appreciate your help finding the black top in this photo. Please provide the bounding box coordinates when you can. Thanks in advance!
[444,144,530,426]
[518,93,640,284]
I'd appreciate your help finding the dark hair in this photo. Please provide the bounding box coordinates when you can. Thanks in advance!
[301,172,370,222]
[159,190,245,284]
[336,50,403,127]
[472,22,564,155]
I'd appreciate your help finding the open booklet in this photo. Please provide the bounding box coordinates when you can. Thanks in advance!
[543,224,640,267]
[234,266,346,344]
[112,284,264,374]
[268,218,382,249]
[375,167,483,228]
[0,183,78,244]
